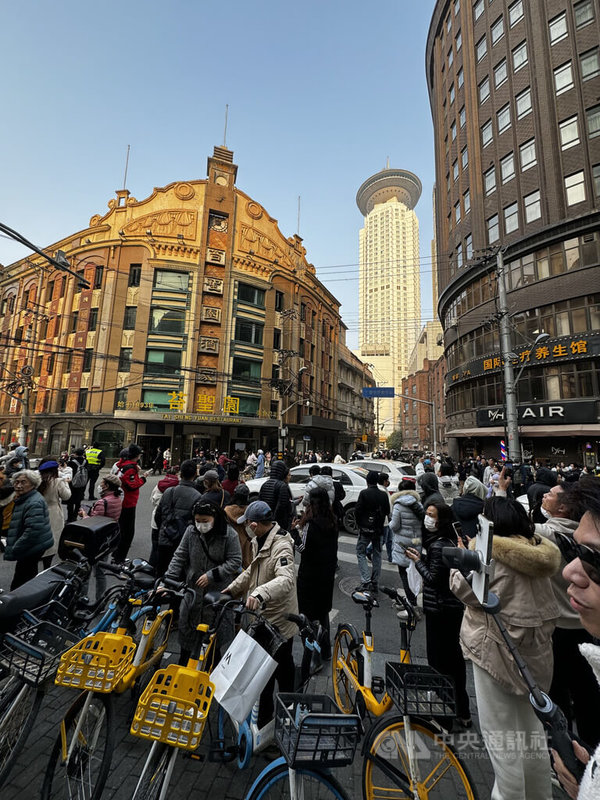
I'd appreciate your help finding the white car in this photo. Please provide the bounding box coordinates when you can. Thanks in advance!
[243,463,392,535]
[347,459,416,488]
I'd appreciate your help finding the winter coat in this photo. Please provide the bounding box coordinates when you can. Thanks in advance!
[296,514,338,620]
[14,446,29,468]
[255,453,265,478]
[355,485,390,537]
[4,488,53,562]
[150,474,179,528]
[41,478,71,557]
[450,534,561,694]
[259,477,293,530]
[201,487,230,509]
[155,480,202,548]
[416,530,463,613]
[389,490,424,568]
[578,643,600,800]
[224,503,254,569]
[534,515,582,629]
[416,472,446,510]
[165,521,242,653]
[226,522,298,640]
[452,494,484,539]
[438,475,460,506]
[221,479,239,496]
[0,483,15,537]
[88,491,123,521]
[302,474,335,507]
[116,459,146,508]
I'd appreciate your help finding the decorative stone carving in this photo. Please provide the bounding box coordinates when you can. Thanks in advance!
[203,277,223,295]
[174,183,195,200]
[206,248,226,265]
[197,367,218,384]
[201,306,222,323]
[199,336,220,354]
[123,210,197,238]
[239,225,291,266]
[246,201,263,220]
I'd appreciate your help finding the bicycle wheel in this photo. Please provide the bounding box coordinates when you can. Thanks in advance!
[247,758,349,799]
[362,714,477,800]
[332,624,360,714]
[0,676,43,788]
[41,691,114,800]
[132,742,178,800]
[213,704,238,762]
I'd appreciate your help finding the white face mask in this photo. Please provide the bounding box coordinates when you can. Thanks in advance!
[424,515,437,531]
[195,521,213,534]
[245,523,257,538]
[540,507,552,519]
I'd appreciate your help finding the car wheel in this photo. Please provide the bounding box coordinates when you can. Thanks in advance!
[343,505,358,535]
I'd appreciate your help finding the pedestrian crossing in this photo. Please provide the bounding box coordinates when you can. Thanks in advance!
[337,534,397,572]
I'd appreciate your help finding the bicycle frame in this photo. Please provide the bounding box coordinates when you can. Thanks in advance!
[112,604,173,694]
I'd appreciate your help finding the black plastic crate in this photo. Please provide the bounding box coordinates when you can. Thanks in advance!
[275,693,361,768]
[386,662,456,717]
[0,621,80,686]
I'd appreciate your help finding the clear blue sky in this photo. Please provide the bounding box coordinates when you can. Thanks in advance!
[0,0,437,349]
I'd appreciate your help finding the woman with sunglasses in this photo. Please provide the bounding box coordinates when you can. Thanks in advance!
[163,499,242,665]
[552,480,600,800]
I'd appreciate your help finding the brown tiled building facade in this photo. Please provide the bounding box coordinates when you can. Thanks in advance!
[0,146,374,463]
[401,356,447,453]
[427,0,600,464]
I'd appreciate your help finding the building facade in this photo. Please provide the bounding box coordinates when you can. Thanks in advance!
[0,146,373,464]
[427,0,600,464]
[356,168,422,439]
[401,356,447,453]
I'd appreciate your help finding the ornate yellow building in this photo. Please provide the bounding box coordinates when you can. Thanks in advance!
[0,146,374,463]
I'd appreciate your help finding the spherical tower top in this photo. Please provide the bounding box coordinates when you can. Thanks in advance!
[356,168,422,216]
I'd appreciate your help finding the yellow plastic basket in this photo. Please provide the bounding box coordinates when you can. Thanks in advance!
[130,663,214,751]
[55,632,136,692]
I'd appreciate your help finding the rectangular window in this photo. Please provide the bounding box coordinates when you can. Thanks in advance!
[554,62,574,94]
[586,104,600,137]
[466,233,473,260]
[123,306,137,329]
[520,138,537,171]
[454,0,460,15]
[474,0,484,21]
[464,189,471,213]
[453,159,459,180]
[560,116,580,150]
[524,190,541,222]
[47,353,55,374]
[497,103,511,133]
[504,202,519,234]
[64,352,72,373]
[509,0,523,26]
[581,48,600,80]
[88,308,98,331]
[273,328,281,350]
[153,270,188,292]
[494,58,507,87]
[481,120,493,146]
[575,0,595,29]
[231,357,261,383]
[455,201,461,224]
[491,16,504,44]
[449,83,455,104]
[58,389,68,414]
[549,12,568,44]
[484,166,496,194]
[46,280,55,302]
[447,15,452,33]
[234,318,264,345]
[448,47,454,67]
[118,348,132,372]
[459,105,466,127]
[74,271,84,293]
[150,307,185,334]
[274,290,284,312]
[461,145,468,168]
[479,76,490,103]
[516,87,532,118]
[93,266,104,289]
[565,171,586,205]
[82,349,93,372]
[451,120,457,141]
[238,283,265,307]
[487,214,499,244]
[457,242,464,269]
[512,41,528,71]
[128,264,141,287]
[457,68,464,89]
[145,349,182,376]
[70,311,79,334]
[593,164,600,197]
[501,152,515,183]
[456,30,462,51]
[477,35,487,61]
[114,388,127,410]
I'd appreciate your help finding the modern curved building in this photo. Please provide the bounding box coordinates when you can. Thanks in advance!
[427,0,600,464]
[356,168,422,439]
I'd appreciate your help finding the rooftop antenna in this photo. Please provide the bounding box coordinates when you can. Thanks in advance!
[297,195,301,236]
[223,104,229,147]
[386,155,390,169]
[122,144,131,190]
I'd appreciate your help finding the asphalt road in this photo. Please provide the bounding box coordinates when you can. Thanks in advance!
[0,474,563,798]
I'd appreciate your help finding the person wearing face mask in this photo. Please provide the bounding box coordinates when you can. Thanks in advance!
[163,500,242,665]
[406,501,471,728]
[415,471,445,509]
[224,500,298,729]
[154,460,202,577]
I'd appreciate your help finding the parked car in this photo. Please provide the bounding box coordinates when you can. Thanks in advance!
[242,463,392,535]
[347,459,416,486]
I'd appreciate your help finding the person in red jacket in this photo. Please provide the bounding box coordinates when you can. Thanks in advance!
[114,444,149,562]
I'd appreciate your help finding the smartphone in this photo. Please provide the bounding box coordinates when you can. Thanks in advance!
[452,521,470,548]
[472,515,494,604]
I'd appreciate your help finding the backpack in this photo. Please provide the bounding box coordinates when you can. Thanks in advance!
[361,504,383,536]
[71,460,88,488]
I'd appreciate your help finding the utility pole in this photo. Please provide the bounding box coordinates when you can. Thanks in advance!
[496,248,520,462]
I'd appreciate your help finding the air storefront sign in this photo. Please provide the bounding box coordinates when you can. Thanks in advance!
[476,401,597,427]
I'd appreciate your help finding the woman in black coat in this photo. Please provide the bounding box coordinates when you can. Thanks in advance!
[293,487,338,660]
[452,475,486,539]
[406,501,471,727]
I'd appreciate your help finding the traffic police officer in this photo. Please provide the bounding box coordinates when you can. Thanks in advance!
[85,441,105,500]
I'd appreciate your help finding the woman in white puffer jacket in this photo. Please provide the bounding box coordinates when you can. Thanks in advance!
[389,478,424,604]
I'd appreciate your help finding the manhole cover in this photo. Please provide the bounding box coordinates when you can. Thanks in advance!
[339,576,361,597]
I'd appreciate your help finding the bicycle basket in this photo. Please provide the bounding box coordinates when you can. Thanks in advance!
[386,662,456,717]
[130,663,214,751]
[275,693,361,768]
[55,632,136,692]
[0,621,80,687]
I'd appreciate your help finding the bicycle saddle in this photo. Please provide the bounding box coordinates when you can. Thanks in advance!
[351,590,379,608]
[0,562,80,630]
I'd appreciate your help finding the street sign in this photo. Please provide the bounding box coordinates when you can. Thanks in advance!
[362,387,395,398]
[303,435,311,441]
[361,434,368,442]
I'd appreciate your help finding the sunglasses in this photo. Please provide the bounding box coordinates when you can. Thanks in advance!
[555,532,600,585]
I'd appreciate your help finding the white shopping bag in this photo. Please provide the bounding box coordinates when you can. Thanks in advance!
[407,560,423,597]
[211,628,278,723]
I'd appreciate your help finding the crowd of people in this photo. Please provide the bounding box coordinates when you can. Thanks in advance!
[1,439,599,797]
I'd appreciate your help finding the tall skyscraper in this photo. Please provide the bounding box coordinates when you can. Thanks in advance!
[356,168,422,440]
